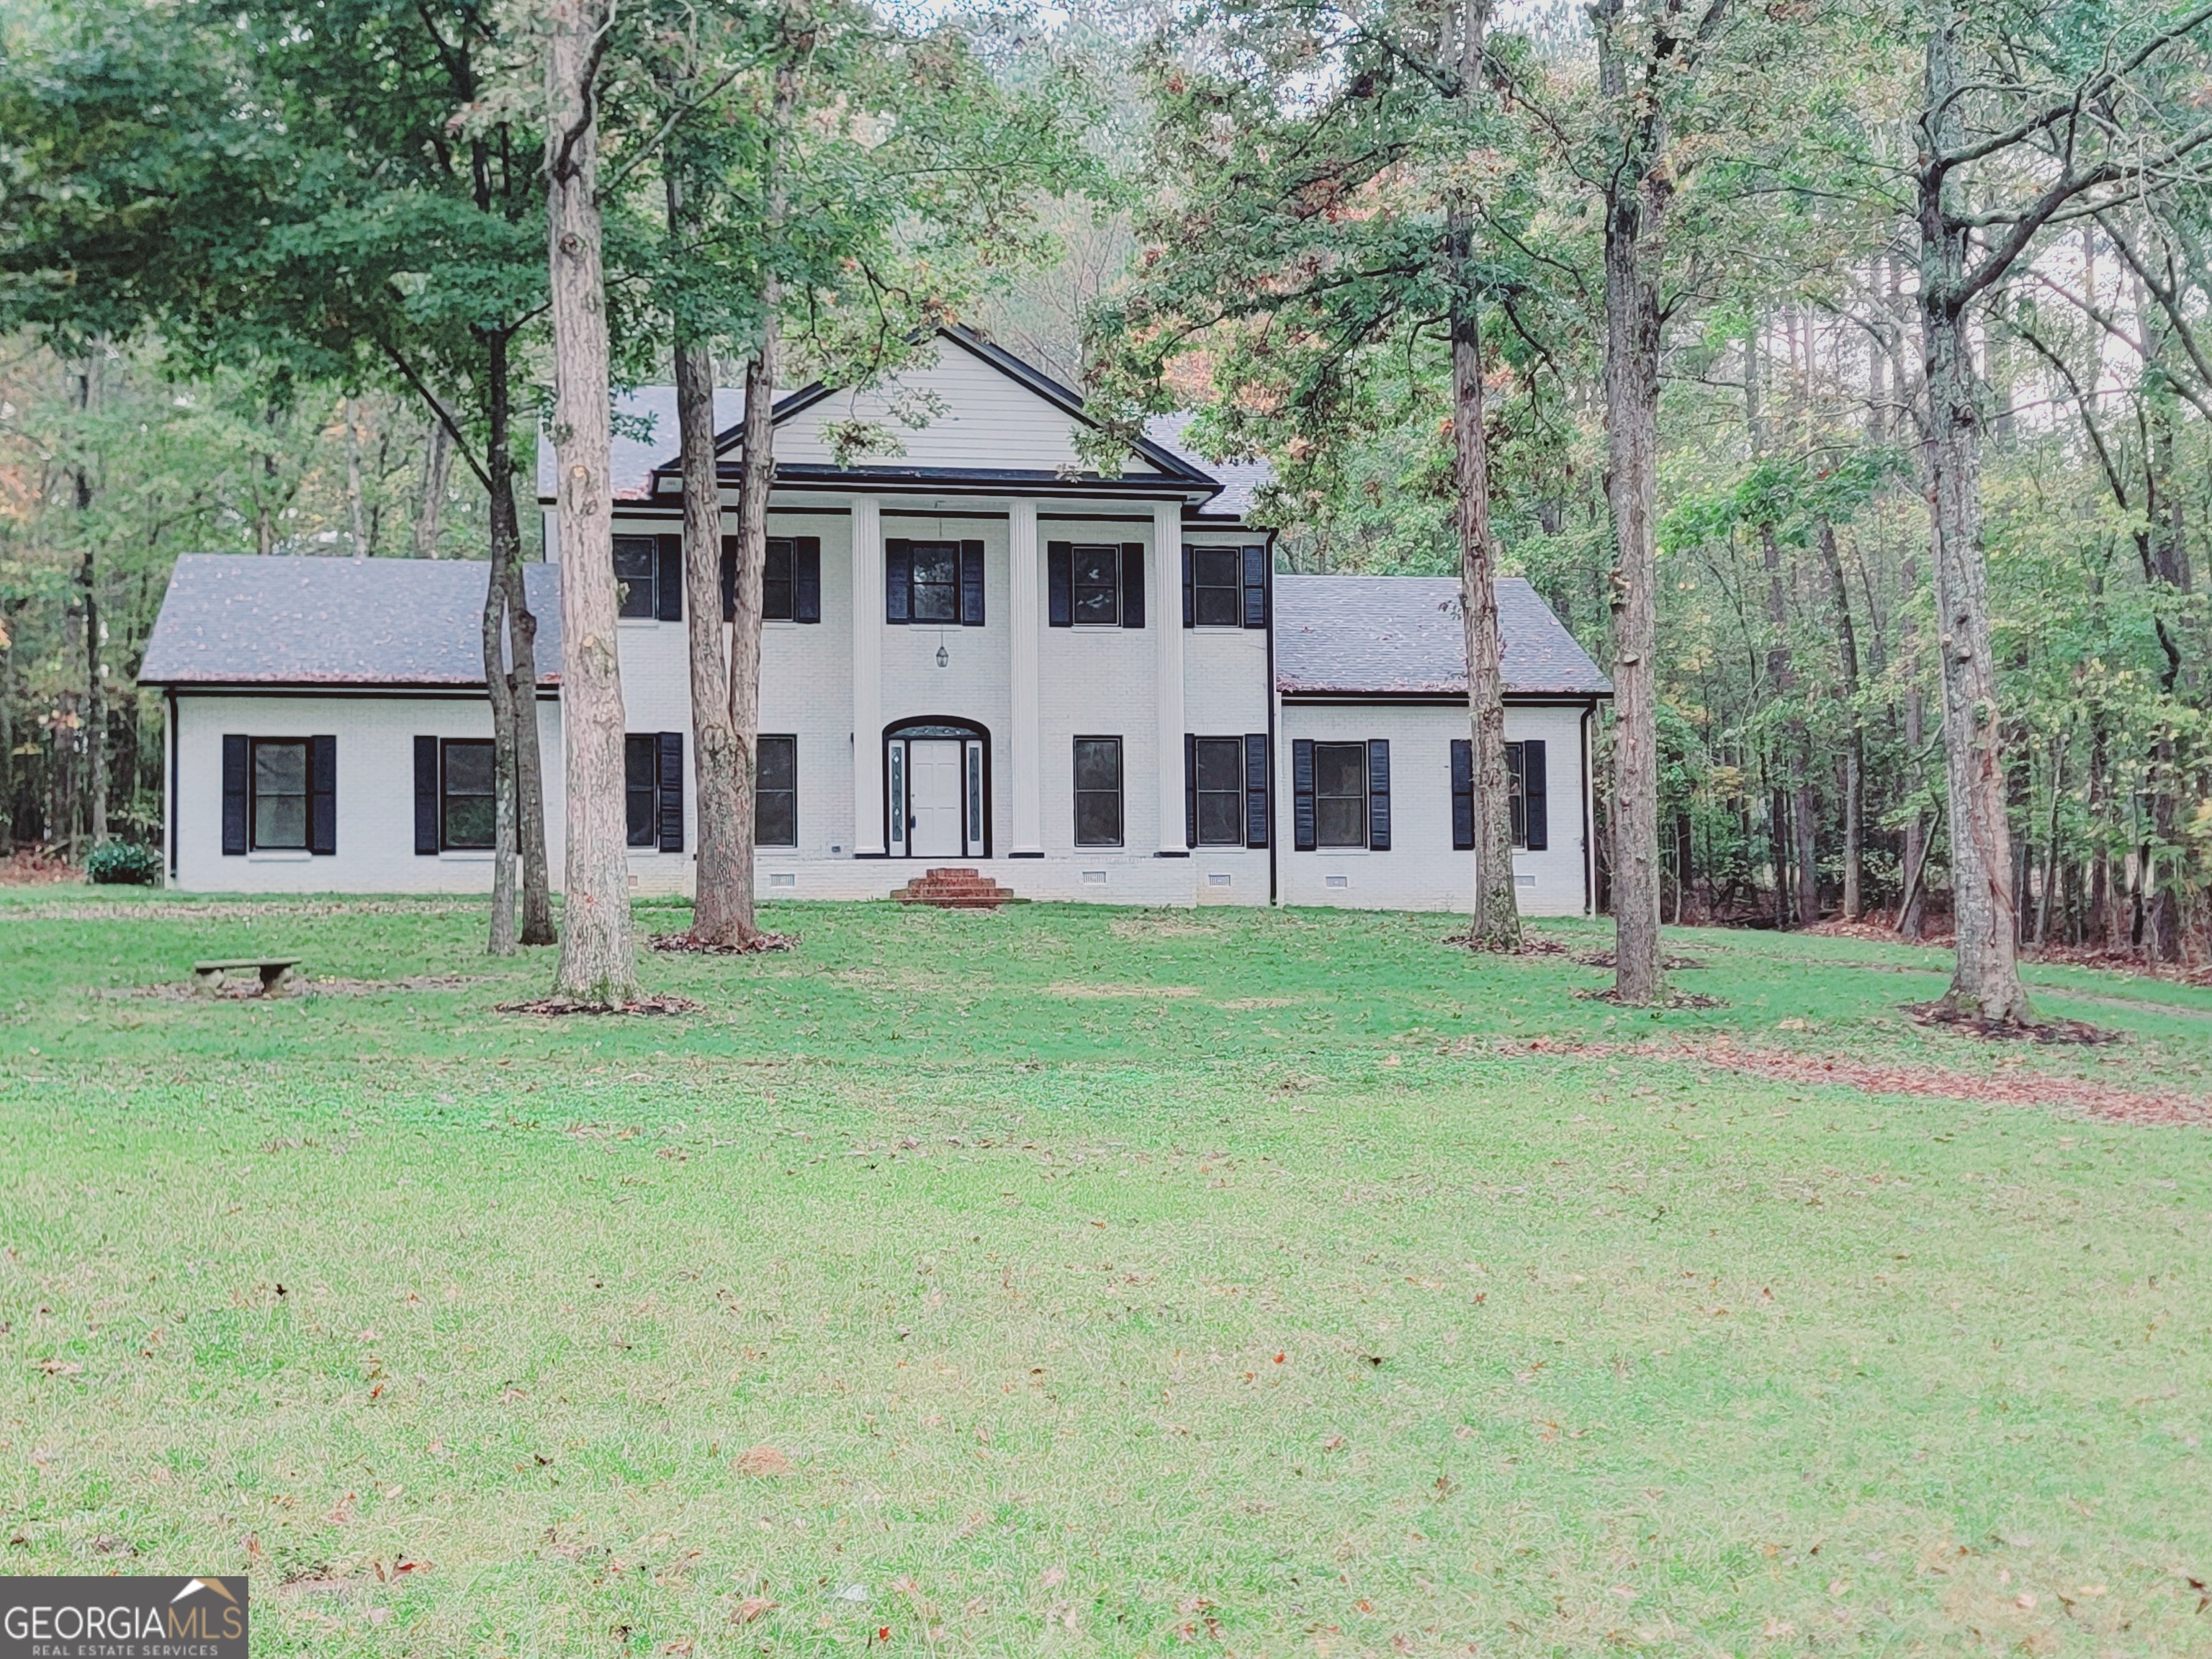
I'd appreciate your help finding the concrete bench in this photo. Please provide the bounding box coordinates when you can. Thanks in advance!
[192,958,302,997]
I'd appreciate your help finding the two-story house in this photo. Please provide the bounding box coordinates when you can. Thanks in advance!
[141,326,1609,912]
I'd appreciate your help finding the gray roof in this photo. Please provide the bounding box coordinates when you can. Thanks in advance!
[140,555,562,688]
[1144,413,1270,523]
[539,386,750,502]
[1274,575,1611,698]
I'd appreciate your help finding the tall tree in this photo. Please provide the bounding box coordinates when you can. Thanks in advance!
[1910,0,2212,1024]
[546,0,639,1004]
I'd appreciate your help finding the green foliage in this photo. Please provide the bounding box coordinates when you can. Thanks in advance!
[83,838,160,884]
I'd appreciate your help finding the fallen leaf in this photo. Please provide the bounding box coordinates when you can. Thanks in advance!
[732,1597,775,1625]
[734,1445,793,1478]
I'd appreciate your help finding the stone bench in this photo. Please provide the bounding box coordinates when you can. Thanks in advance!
[192,958,302,997]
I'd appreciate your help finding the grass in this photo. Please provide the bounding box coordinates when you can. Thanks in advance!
[1,890,2208,1657]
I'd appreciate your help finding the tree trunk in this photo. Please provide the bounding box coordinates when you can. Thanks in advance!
[481,330,554,946]
[1596,3,1668,1006]
[345,397,369,557]
[670,172,754,945]
[1917,6,2032,1025]
[1443,0,1518,951]
[1816,519,1863,918]
[81,548,106,848]
[1449,202,1521,950]
[546,0,638,1004]
[414,414,451,558]
[481,572,519,955]
[1899,552,1928,939]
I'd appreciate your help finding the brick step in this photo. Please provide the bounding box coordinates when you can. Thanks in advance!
[893,866,1028,909]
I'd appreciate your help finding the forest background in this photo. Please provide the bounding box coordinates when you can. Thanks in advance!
[3,0,2208,968]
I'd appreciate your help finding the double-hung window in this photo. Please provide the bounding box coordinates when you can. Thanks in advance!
[1190,547,1241,627]
[613,536,658,619]
[1312,742,1368,848]
[439,739,496,850]
[1072,545,1120,626]
[251,739,310,850]
[756,735,798,847]
[1191,737,1245,845]
[1073,737,1123,847]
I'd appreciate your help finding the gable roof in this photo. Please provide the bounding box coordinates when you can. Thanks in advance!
[140,554,562,688]
[548,325,1263,518]
[1274,575,1611,698]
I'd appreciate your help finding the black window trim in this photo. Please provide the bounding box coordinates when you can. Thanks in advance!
[1310,739,1369,851]
[1188,734,1247,848]
[1071,542,1121,628]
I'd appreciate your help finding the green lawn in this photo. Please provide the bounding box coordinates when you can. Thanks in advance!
[1,891,2208,1657]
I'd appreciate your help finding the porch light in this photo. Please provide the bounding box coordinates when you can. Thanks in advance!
[936,644,950,668]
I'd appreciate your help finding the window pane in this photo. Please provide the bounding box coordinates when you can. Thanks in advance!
[1193,737,1241,792]
[1073,738,1120,792]
[911,544,958,621]
[757,736,794,793]
[1313,742,1367,799]
[1197,791,1242,845]
[258,795,307,848]
[1075,792,1121,846]
[755,792,796,847]
[254,742,305,796]
[444,796,495,850]
[444,741,494,796]
[613,538,656,619]
[1194,547,1238,590]
[1195,586,1240,627]
[1316,796,1365,848]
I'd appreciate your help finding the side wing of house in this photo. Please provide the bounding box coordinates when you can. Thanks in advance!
[1272,575,1609,917]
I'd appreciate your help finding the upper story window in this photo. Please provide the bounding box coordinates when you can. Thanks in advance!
[886,539,984,626]
[721,534,822,624]
[1047,541,1145,629]
[613,536,659,619]
[1190,547,1241,627]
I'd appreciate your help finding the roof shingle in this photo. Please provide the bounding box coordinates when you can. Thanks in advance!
[140,555,562,688]
[1274,575,1610,698]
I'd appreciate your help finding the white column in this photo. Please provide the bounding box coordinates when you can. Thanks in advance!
[852,494,885,856]
[1154,498,1186,855]
[1008,498,1043,855]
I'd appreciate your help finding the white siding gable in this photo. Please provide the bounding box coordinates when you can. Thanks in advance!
[764,340,1165,475]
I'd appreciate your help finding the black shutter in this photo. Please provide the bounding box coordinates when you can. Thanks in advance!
[720,535,737,621]
[1181,544,1195,629]
[794,536,822,623]
[1242,544,1269,629]
[1120,542,1145,628]
[1291,738,1316,851]
[1450,738,1475,851]
[309,734,337,855]
[1184,732,1197,848]
[1367,739,1391,851]
[959,539,985,626]
[885,538,911,623]
[1522,738,1548,850]
[415,737,439,855]
[1047,541,1073,627]
[222,734,249,855]
[657,731,684,852]
[1244,732,1269,848]
[655,534,683,621]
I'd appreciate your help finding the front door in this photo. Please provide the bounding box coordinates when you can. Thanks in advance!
[907,739,965,856]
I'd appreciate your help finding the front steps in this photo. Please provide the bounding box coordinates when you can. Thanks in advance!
[892,867,1029,909]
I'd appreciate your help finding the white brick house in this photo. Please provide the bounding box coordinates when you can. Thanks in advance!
[141,327,1609,913]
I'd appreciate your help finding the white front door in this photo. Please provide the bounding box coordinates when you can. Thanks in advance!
[907,739,965,856]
